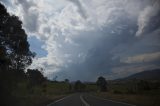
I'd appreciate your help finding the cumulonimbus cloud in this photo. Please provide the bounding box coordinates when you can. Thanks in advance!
[136,0,160,36]
[1,0,160,81]
[67,0,87,19]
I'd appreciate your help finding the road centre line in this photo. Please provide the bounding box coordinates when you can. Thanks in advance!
[80,95,90,106]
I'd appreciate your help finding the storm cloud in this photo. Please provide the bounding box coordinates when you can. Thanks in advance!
[1,0,160,81]
[68,0,87,19]
[136,0,160,36]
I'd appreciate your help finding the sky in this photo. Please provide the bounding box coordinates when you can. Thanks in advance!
[1,0,160,81]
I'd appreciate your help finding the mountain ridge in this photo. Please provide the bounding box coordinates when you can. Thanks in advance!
[117,69,160,81]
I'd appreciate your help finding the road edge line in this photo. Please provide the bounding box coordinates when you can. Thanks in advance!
[80,95,90,106]
[90,94,136,106]
[47,94,73,106]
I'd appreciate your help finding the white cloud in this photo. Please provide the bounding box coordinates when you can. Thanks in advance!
[68,0,87,19]
[1,0,159,80]
[121,52,160,64]
[136,1,160,36]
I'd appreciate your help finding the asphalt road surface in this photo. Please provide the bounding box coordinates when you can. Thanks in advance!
[47,93,136,106]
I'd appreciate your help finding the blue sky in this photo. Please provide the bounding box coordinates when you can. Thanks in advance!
[28,36,47,57]
[1,0,160,81]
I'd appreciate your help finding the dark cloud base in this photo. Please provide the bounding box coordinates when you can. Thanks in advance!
[54,11,160,81]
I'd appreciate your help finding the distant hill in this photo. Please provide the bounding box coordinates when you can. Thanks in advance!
[120,69,160,81]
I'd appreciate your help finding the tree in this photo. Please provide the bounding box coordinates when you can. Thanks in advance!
[0,3,34,105]
[0,3,34,71]
[96,76,108,92]
[64,79,69,83]
[137,80,150,91]
[74,80,86,92]
[26,69,46,86]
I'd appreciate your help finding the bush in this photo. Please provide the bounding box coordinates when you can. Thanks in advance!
[113,90,123,94]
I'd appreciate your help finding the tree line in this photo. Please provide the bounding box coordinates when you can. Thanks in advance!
[0,3,47,106]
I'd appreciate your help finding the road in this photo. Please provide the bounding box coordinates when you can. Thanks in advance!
[47,93,136,106]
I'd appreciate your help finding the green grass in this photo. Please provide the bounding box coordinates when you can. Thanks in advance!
[44,81,71,95]
[94,92,160,106]
[92,83,160,106]
[85,84,98,92]
[11,81,71,106]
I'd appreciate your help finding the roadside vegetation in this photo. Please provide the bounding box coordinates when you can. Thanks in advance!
[93,76,160,106]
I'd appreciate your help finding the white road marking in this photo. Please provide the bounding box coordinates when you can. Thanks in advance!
[80,95,90,106]
[47,94,73,106]
[90,95,136,106]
